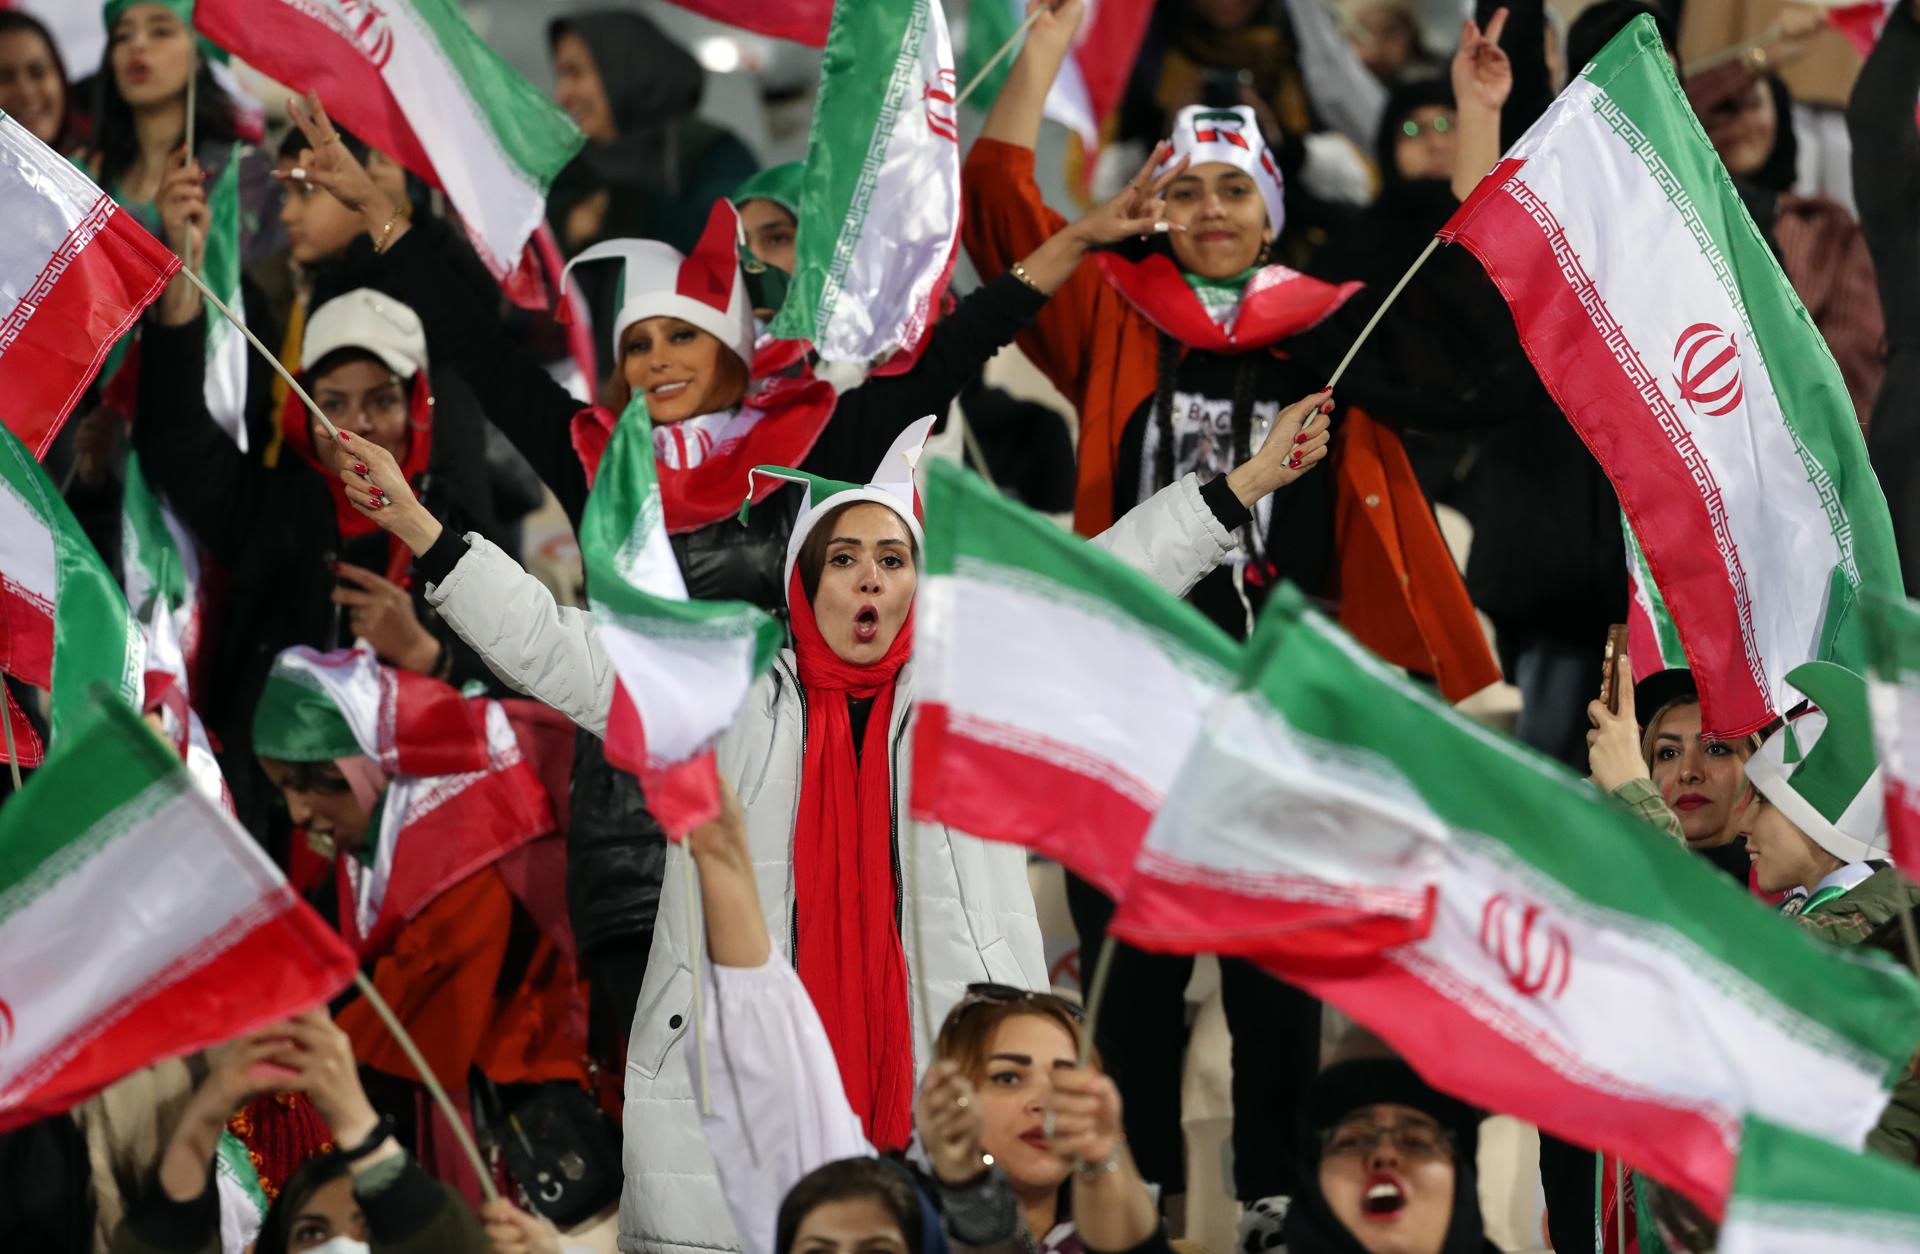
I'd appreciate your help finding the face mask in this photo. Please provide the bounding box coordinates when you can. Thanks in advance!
[303,1239,371,1254]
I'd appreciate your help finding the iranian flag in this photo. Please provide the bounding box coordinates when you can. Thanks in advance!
[255,647,556,955]
[0,421,144,748]
[0,113,178,455]
[1829,0,1898,59]
[1623,514,1686,679]
[1862,591,1920,876]
[580,395,781,836]
[1440,15,1900,739]
[1719,1117,1920,1252]
[0,696,356,1132]
[911,459,1241,898]
[658,0,834,45]
[200,146,249,449]
[769,0,961,364]
[961,0,1155,159]
[195,0,584,296]
[1110,580,1920,1216]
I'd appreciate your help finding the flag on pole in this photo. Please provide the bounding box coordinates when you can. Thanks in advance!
[960,0,1155,159]
[768,0,962,363]
[1110,579,1920,1215]
[0,113,178,455]
[200,145,249,449]
[578,395,781,836]
[194,0,584,295]
[251,647,556,955]
[1719,1116,1920,1253]
[1829,1,1898,59]
[0,696,356,1132]
[0,421,144,746]
[1623,514,1687,680]
[1440,15,1900,739]
[911,458,1240,897]
[1862,590,1920,876]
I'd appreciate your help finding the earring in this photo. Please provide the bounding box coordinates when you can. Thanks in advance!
[1256,240,1272,267]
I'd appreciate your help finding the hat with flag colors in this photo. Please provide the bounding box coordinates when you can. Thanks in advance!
[1719,1116,1920,1253]
[734,163,804,218]
[1159,105,1287,236]
[0,694,356,1133]
[744,415,937,590]
[1746,662,1887,864]
[561,199,755,369]
[1863,589,1920,876]
[252,646,556,954]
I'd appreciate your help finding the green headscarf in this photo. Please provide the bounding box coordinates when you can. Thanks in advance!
[733,162,804,218]
[103,0,194,33]
[253,669,359,764]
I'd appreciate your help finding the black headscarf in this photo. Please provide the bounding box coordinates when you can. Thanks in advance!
[1746,73,1800,195]
[1279,1058,1498,1254]
[547,10,704,193]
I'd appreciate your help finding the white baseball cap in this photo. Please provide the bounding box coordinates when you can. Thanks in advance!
[301,288,429,381]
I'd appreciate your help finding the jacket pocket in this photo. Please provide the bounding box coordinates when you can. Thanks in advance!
[627,962,694,1082]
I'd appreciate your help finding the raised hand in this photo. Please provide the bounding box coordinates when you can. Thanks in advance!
[1452,7,1513,115]
[914,1060,988,1184]
[316,426,443,557]
[1071,144,1191,248]
[1587,655,1649,793]
[481,1198,565,1254]
[156,146,209,266]
[332,562,441,675]
[1021,0,1085,67]
[279,92,408,248]
[157,1026,302,1201]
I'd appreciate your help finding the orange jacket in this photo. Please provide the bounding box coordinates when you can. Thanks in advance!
[961,139,1499,701]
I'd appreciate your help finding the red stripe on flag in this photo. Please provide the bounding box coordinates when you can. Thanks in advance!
[909,703,1156,900]
[1110,854,1435,959]
[386,668,494,778]
[657,0,833,46]
[603,677,722,839]
[1263,949,1738,1217]
[0,887,354,1133]
[0,578,52,688]
[0,198,178,455]
[1071,0,1156,144]
[1888,779,1920,884]
[1445,179,1774,737]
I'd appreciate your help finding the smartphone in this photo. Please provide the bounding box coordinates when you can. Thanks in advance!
[1601,624,1630,715]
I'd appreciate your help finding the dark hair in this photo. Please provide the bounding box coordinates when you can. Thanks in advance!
[260,757,352,794]
[1565,1,1677,77]
[0,12,79,152]
[307,347,398,387]
[1375,78,1456,178]
[251,1150,351,1254]
[934,992,1086,1085]
[795,499,920,603]
[775,1158,923,1254]
[90,26,238,192]
[1748,74,1799,195]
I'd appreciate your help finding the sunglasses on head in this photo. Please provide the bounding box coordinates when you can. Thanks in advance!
[955,982,1087,1023]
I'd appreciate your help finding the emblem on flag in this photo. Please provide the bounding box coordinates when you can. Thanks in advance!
[1479,895,1572,1000]
[1673,323,1745,418]
[923,70,959,142]
[340,0,397,69]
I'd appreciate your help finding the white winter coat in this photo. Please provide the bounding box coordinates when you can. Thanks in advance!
[424,472,1240,1254]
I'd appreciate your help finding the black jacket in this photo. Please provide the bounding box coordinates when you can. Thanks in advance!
[131,311,503,839]
[378,223,1048,958]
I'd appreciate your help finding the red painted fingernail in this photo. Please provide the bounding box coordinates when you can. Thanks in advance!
[1294,433,1309,444]
[1320,402,1333,414]
[1289,456,1302,468]
[353,463,368,474]
[338,431,351,441]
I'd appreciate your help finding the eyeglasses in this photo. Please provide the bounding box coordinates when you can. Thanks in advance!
[1320,1119,1454,1162]
[954,982,1086,1023]
[1401,115,1453,137]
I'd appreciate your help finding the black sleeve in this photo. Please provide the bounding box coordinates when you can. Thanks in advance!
[129,314,283,570]
[806,273,1048,480]
[377,228,592,526]
[1849,1,1920,343]
[416,529,471,587]
[1199,473,1252,532]
[353,1155,467,1244]
[115,1165,218,1253]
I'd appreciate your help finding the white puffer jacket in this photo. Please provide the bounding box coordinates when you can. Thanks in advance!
[425,472,1239,1254]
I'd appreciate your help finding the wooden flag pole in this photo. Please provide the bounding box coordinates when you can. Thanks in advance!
[352,970,499,1202]
[1,693,21,792]
[178,265,343,444]
[1077,936,1118,1068]
[954,7,1047,109]
[1324,236,1442,391]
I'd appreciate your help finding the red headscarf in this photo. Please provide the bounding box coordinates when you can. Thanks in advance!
[280,375,435,586]
[785,563,917,1151]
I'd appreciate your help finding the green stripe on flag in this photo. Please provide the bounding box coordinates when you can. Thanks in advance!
[770,0,933,345]
[1864,590,1920,682]
[1622,515,1685,667]
[0,428,142,743]
[923,459,1237,677]
[1584,19,1900,658]
[1239,581,1920,1070]
[0,694,182,917]
[580,396,781,672]
[959,0,1023,115]
[1726,1117,1920,1238]
[401,0,584,190]
[122,455,188,617]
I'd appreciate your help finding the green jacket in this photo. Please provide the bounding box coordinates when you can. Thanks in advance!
[109,1153,487,1254]
[1794,865,1920,1164]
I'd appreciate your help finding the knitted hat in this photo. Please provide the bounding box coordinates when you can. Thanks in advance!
[744,415,936,590]
[1745,662,1887,864]
[734,162,804,217]
[1156,105,1287,238]
[561,199,755,371]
